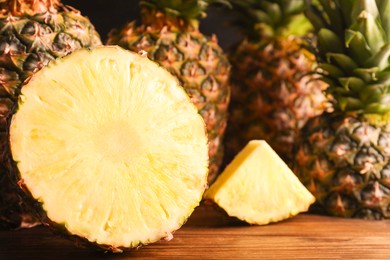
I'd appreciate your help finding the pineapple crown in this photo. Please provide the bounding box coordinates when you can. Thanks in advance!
[139,0,229,28]
[228,0,312,39]
[306,0,390,117]
[0,0,60,15]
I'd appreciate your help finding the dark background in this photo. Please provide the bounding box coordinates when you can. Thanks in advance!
[61,0,242,50]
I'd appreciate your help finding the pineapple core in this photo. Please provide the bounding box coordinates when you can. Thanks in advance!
[204,140,315,225]
[9,46,208,249]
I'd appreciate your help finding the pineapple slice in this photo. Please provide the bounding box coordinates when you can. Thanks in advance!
[9,46,208,251]
[204,140,315,225]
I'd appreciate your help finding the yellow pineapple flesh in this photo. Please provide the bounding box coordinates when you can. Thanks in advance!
[0,0,102,229]
[107,6,231,184]
[204,140,315,225]
[9,46,208,251]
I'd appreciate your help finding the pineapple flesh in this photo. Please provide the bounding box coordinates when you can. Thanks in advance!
[0,0,102,229]
[204,140,315,225]
[8,46,209,251]
[294,0,390,219]
[107,0,231,184]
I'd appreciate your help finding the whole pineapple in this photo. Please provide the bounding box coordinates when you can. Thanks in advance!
[224,0,327,165]
[294,0,390,219]
[107,0,231,184]
[0,0,101,229]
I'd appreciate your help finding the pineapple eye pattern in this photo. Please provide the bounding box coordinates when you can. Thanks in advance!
[201,76,219,99]
[381,164,390,181]
[354,208,384,220]
[325,192,358,216]
[199,44,218,62]
[378,133,390,156]
[331,167,363,190]
[0,35,26,55]
[331,132,357,156]
[360,182,390,208]
[20,22,54,52]
[23,51,54,73]
[176,33,197,49]
[0,69,20,97]
[53,32,81,55]
[135,34,156,51]
[0,97,12,130]
[180,60,205,77]
[185,88,206,109]
[199,103,217,130]
[216,58,230,75]
[354,147,385,172]
[153,44,184,62]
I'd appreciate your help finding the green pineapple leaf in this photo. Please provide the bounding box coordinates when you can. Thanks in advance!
[344,29,372,66]
[326,53,358,73]
[140,0,230,20]
[228,0,311,38]
[377,0,390,39]
[350,10,386,54]
[318,63,345,78]
[366,43,390,71]
[339,77,365,92]
[318,28,344,54]
[306,0,390,116]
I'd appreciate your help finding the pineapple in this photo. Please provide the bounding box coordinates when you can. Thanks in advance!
[0,0,101,229]
[224,0,327,165]
[204,140,315,225]
[294,0,390,219]
[107,0,231,184]
[8,46,209,251]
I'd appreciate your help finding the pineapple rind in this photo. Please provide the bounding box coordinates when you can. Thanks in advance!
[295,112,390,219]
[0,4,102,229]
[225,37,326,165]
[294,0,390,219]
[9,46,208,249]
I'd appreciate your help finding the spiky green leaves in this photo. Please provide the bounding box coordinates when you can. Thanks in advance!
[140,0,229,21]
[306,0,390,116]
[228,0,311,39]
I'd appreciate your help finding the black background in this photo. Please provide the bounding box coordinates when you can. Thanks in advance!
[61,0,242,50]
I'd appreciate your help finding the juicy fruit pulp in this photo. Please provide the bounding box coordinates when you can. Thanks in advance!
[107,7,231,184]
[0,0,102,229]
[9,46,208,250]
[205,140,315,225]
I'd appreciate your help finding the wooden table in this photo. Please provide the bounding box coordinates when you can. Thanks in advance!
[1,205,390,259]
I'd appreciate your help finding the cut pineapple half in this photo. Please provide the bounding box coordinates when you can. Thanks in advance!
[204,140,315,225]
[9,46,208,250]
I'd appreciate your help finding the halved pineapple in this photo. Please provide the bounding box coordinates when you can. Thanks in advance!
[204,140,315,225]
[9,46,208,251]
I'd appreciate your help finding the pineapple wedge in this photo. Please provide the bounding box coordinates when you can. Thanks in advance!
[204,140,315,225]
[9,46,208,251]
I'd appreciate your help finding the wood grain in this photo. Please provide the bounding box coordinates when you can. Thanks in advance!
[1,205,390,259]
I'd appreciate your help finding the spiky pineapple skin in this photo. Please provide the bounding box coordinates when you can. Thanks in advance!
[107,11,230,183]
[224,36,326,165]
[0,6,102,229]
[294,112,390,219]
